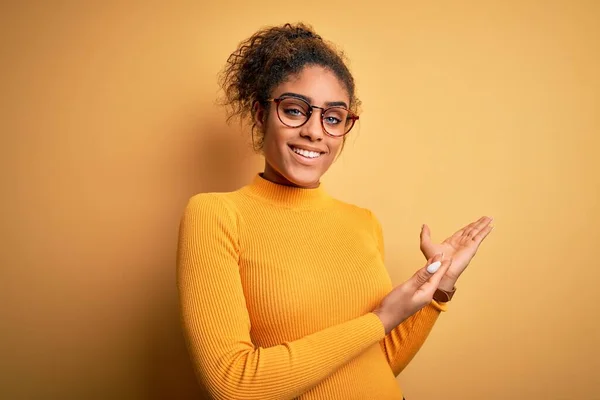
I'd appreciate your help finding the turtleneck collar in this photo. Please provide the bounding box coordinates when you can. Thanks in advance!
[241,173,333,209]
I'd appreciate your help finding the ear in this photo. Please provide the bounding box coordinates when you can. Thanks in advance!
[253,101,266,132]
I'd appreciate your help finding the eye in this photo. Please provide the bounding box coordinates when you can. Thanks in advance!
[279,98,309,119]
[324,116,342,125]
[323,108,347,125]
[283,106,305,117]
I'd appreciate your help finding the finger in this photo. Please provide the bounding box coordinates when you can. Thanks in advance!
[459,217,483,236]
[461,216,491,240]
[452,219,480,239]
[419,224,435,255]
[419,257,452,292]
[471,216,493,235]
[409,253,443,290]
[472,224,494,244]
[420,224,431,243]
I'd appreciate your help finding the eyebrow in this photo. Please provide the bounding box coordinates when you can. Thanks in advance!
[278,92,349,109]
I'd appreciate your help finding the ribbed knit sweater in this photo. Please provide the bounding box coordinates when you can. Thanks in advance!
[177,174,447,400]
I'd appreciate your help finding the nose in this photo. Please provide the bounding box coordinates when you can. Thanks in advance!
[299,108,324,142]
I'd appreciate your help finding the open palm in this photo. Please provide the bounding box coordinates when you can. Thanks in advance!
[420,216,494,282]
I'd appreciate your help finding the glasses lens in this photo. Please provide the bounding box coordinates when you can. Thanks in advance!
[323,107,352,136]
[277,98,310,127]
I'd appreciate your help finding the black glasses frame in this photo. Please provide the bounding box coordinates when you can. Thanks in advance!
[266,96,359,137]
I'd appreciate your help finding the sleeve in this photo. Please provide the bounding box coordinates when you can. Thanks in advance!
[177,194,387,400]
[368,210,448,377]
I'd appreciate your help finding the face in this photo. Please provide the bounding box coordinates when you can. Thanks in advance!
[255,65,351,188]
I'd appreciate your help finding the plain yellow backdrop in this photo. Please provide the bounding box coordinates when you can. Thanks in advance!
[1,1,598,399]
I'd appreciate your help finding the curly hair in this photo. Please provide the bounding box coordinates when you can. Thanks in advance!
[219,22,360,151]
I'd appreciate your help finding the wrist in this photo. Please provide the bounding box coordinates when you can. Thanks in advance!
[434,275,457,303]
[438,274,458,292]
[433,286,456,303]
[372,309,394,335]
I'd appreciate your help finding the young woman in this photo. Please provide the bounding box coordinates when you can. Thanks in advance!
[177,23,493,400]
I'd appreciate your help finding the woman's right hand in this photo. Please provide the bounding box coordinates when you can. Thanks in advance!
[373,254,451,334]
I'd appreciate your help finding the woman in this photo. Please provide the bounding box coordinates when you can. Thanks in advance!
[177,23,493,400]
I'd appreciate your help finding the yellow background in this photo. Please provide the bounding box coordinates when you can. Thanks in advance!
[2,1,599,399]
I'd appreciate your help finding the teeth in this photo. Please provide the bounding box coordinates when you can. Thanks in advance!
[292,147,321,159]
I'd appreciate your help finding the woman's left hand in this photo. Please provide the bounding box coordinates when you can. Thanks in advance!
[419,216,494,289]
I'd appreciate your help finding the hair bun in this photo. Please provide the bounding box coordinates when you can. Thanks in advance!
[282,23,321,41]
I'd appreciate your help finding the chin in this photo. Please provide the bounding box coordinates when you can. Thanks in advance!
[283,167,323,188]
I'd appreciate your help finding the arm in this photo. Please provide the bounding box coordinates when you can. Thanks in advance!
[379,301,445,376]
[369,211,447,377]
[177,194,386,400]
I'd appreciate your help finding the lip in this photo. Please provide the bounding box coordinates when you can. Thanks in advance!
[288,145,324,165]
[288,144,327,154]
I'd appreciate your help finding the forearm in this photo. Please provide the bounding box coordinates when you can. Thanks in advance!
[379,301,446,376]
[182,307,385,400]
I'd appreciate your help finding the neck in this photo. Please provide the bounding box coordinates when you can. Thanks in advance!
[262,162,320,189]
[241,173,332,209]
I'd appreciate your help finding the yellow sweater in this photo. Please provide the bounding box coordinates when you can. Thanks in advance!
[177,174,446,400]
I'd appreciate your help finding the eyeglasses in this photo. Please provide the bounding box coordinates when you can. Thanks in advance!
[266,95,359,137]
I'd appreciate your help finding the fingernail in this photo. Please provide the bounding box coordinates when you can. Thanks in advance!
[427,261,442,273]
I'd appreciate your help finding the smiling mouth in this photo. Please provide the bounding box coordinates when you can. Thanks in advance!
[289,145,324,159]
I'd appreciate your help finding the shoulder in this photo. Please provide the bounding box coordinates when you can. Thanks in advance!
[181,191,241,227]
[186,191,237,208]
[178,192,242,255]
